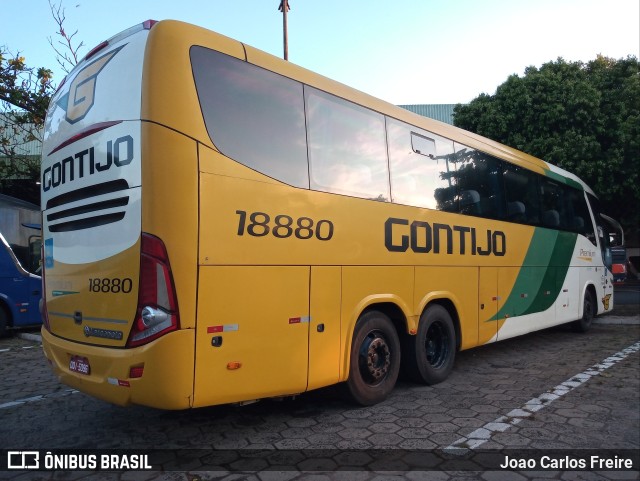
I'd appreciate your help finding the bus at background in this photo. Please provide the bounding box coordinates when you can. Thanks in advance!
[0,194,42,336]
[0,229,42,336]
[40,20,615,409]
[601,214,627,284]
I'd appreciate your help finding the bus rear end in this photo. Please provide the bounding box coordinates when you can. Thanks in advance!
[40,21,195,409]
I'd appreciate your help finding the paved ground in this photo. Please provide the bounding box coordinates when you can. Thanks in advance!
[0,314,638,480]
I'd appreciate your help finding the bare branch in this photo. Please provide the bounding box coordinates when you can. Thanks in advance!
[47,0,84,73]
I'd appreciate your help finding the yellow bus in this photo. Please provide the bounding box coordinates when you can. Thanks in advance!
[41,20,615,409]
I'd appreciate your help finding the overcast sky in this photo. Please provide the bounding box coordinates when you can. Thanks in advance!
[3,0,639,105]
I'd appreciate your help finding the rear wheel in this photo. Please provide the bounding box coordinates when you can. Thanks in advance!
[402,304,456,385]
[345,310,400,406]
[573,289,595,333]
[0,305,9,338]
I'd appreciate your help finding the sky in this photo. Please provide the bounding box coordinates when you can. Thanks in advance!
[2,0,639,105]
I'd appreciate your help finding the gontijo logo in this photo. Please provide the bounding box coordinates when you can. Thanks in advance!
[56,45,124,124]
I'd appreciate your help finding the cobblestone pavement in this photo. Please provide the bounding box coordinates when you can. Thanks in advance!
[1,316,638,480]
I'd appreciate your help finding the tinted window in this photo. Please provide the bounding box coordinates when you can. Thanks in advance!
[539,178,567,228]
[191,46,309,188]
[453,144,505,220]
[305,87,389,200]
[388,119,456,210]
[503,164,541,225]
[587,194,605,248]
[566,188,595,240]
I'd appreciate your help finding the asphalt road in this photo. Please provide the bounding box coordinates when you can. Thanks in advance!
[615,281,640,307]
[1,315,639,480]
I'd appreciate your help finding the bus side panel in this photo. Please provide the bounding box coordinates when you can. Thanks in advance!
[556,266,580,323]
[580,265,612,315]
[141,123,199,330]
[193,266,310,407]
[414,266,478,350]
[478,267,498,345]
[339,266,414,382]
[308,266,342,391]
[497,266,553,339]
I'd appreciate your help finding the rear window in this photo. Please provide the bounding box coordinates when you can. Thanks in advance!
[191,46,309,188]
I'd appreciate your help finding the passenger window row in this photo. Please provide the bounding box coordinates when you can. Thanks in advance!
[191,46,594,239]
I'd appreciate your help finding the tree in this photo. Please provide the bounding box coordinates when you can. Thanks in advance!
[0,0,82,205]
[0,50,53,202]
[453,56,640,240]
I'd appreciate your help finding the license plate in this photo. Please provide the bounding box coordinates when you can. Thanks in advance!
[69,356,91,375]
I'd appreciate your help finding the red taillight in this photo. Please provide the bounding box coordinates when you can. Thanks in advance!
[126,234,179,348]
[143,19,158,30]
[612,263,626,274]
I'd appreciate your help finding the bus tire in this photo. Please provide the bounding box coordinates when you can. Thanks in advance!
[344,310,400,406]
[572,289,595,333]
[0,305,8,338]
[402,304,456,385]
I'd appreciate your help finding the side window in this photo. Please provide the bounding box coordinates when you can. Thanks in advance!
[191,46,309,188]
[305,87,390,201]
[587,194,607,251]
[539,178,567,229]
[388,119,456,210]
[453,144,506,220]
[566,188,595,241]
[503,164,541,225]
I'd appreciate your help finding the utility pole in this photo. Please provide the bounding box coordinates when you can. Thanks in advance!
[278,0,290,61]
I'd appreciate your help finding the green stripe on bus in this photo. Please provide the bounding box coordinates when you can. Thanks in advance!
[488,229,577,321]
[545,170,583,191]
[525,231,577,314]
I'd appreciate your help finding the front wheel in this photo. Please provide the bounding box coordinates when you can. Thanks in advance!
[0,306,8,338]
[402,304,456,385]
[345,310,401,406]
[572,289,595,333]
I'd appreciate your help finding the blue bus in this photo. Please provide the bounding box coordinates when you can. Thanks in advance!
[0,230,42,336]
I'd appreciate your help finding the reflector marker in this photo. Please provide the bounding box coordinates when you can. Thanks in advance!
[207,324,239,334]
[107,377,131,387]
[289,316,311,324]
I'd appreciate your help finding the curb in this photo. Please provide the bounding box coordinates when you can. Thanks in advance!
[610,306,640,317]
[594,316,640,325]
[17,332,43,342]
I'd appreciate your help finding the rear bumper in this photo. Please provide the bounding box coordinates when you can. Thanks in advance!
[42,327,195,409]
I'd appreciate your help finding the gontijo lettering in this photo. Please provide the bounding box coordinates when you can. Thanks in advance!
[384,217,506,256]
[42,135,134,192]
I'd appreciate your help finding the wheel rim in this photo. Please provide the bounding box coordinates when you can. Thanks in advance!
[358,330,391,385]
[584,294,594,325]
[425,321,449,369]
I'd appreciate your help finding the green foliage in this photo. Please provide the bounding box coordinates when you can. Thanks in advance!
[0,47,54,200]
[453,56,640,239]
[0,1,82,205]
